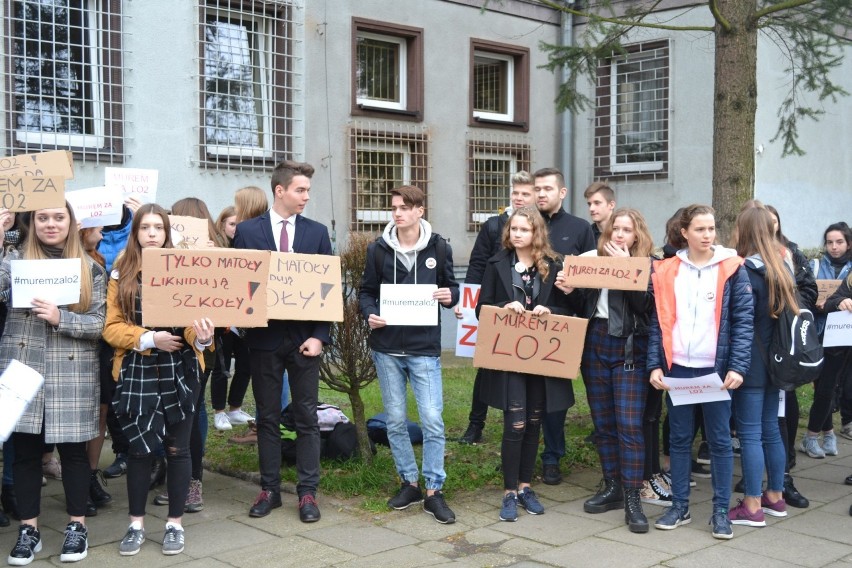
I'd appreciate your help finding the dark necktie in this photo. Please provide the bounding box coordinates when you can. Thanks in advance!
[279,219,289,253]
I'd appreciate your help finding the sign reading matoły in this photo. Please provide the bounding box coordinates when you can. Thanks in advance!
[266,252,343,322]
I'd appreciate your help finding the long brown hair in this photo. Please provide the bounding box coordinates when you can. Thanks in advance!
[735,207,799,318]
[171,197,223,247]
[234,186,268,221]
[598,208,654,258]
[113,204,172,323]
[23,203,94,313]
[501,206,560,281]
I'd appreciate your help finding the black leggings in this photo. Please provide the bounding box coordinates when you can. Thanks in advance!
[779,388,800,472]
[642,387,663,479]
[502,374,545,490]
[13,431,89,519]
[807,348,852,432]
[210,332,251,411]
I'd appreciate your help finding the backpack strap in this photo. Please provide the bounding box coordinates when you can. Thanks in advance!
[373,237,386,284]
[434,235,447,288]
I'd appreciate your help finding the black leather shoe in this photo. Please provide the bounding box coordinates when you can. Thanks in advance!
[459,423,483,444]
[90,470,112,507]
[845,473,852,486]
[584,477,623,513]
[298,494,321,523]
[85,498,98,517]
[783,474,809,509]
[1,484,19,521]
[149,457,167,490]
[542,464,562,485]
[249,490,282,518]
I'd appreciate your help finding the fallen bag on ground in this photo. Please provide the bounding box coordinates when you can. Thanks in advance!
[366,412,423,446]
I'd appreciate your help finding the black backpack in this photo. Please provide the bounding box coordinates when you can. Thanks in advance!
[758,307,824,391]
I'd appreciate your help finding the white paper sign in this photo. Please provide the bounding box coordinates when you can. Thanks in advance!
[66,186,123,228]
[104,167,159,204]
[11,259,82,308]
[379,284,438,326]
[823,311,852,347]
[667,373,731,406]
[778,389,786,418]
[455,284,480,357]
[0,360,45,442]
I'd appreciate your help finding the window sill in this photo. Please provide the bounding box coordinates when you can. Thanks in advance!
[471,116,528,131]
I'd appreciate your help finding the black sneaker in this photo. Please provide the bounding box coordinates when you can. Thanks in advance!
[459,423,483,444]
[89,470,112,507]
[710,508,733,539]
[691,461,711,479]
[387,482,423,510]
[542,463,562,485]
[696,441,710,465]
[103,453,128,479]
[60,521,88,562]
[7,524,41,566]
[423,491,456,524]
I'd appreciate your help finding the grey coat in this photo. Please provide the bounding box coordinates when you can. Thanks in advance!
[0,250,106,443]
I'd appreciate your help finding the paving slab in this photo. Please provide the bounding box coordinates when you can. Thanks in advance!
[531,535,673,568]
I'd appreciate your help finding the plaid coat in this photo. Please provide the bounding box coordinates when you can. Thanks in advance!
[0,251,106,443]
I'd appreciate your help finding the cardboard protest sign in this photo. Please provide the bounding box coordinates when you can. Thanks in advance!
[169,215,210,248]
[379,284,438,326]
[823,310,852,348]
[560,256,650,291]
[142,248,269,327]
[455,284,480,357]
[66,186,123,228]
[0,175,65,211]
[267,252,343,322]
[0,150,74,179]
[105,167,159,203]
[473,305,588,380]
[817,280,842,305]
[11,259,82,308]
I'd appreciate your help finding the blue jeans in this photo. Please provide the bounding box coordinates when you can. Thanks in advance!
[540,409,567,466]
[733,386,786,497]
[373,352,446,490]
[666,364,733,511]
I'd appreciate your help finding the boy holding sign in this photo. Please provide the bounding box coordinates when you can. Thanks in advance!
[358,185,459,524]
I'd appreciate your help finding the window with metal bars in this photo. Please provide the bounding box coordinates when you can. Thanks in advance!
[349,123,429,231]
[467,138,531,232]
[4,0,124,161]
[594,41,669,180]
[198,0,299,170]
[469,39,529,131]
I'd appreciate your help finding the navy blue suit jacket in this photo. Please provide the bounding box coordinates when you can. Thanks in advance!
[233,212,333,351]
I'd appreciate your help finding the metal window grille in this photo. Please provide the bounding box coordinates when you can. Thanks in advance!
[349,121,429,231]
[196,0,301,171]
[4,0,124,162]
[467,134,531,232]
[356,32,405,109]
[473,52,511,117]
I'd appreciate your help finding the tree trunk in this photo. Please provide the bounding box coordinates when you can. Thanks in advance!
[347,388,373,464]
[712,0,758,245]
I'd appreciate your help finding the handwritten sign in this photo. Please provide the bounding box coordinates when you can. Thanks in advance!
[824,310,852,347]
[817,280,841,305]
[105,167,159,204]
[455,284,480,357]
[0,360,45,442]
[66,186,123,228]
[10,259,82,308]
[169,215,210,248]
[473,305,588,379]
[0,175,65,212]
[141,248,269,327]
[380,284,438,326]
[266,252,343,322]
[560,256,650,291]
[0,150,74,179]
[666,373,730,406]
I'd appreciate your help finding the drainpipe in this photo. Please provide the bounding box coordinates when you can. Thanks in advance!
[560,0,575,213]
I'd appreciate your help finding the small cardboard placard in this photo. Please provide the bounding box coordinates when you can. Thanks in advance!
[817,280,841,305]
[169,215,210,248]
[379,284,438,326]
[10,259,82,308]
[66,186,123,228]
[560,256,650,291]
[105,167,159,204]
[455,284,480,358]
[266,252,343,322]
[0,150,74,179]
[0,176,65,211]
[473,305,588,380]
[141,248,269,327]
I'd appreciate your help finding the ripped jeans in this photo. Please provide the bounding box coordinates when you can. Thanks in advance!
[502,373,546,490]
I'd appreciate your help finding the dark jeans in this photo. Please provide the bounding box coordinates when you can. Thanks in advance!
[250,338,321,497]
[779,388,799,472]
[13,431,89,519]
[100,340,129,456]
[502,374,545,489]
[807,347,852,432]
[210,331,252,411]
[126,409,194,519]
[540,409,567,466]
[643,387,663,479]
[467,368,489,427]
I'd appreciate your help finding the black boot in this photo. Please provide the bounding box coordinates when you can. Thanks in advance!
[1,484,19,521]
[624,488,649,533]
[459,423,483,444]
[90,469,112,507]
[149,456,167,490]
[86,498,98,517]
[783,474,809,508]
[584,477,623,513]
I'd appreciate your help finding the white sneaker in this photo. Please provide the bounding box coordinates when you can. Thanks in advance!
[226,409,254,425]
[840,422,852,441]
[213,412,232,431]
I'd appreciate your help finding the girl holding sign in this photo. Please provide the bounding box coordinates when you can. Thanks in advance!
[476,206,572,522]
[554,208,655,533]
[0,204,106,564]
[102,204,214,557]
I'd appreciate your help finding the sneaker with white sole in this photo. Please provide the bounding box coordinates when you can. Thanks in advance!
[59,521,88,562]
[7,524,41,566]
[226,409,254,425]
[798,435,825,459]
[162,525,185,556]
[213,412,232,431]
[823,432,839,456]
[641,475,673,507]
[841,422,852,441]
[118,525,145,556]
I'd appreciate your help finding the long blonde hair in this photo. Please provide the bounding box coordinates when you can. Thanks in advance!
[234,186,268,221]
[598,208,654,257]
[23,203,94,313]
[501,206,560,281]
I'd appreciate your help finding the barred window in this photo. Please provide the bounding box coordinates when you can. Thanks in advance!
[198,0,299,170]
[470,39,529,131]
[595,41,669,180]
[467,137,531,232]
[5,0,124,161]
[349,123,429,231]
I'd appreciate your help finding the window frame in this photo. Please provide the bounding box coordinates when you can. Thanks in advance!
[466,139,531,232]
[4,0,125,161]
[351,18,423,121]
[472,51,515,123]
[469,39,529,132]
